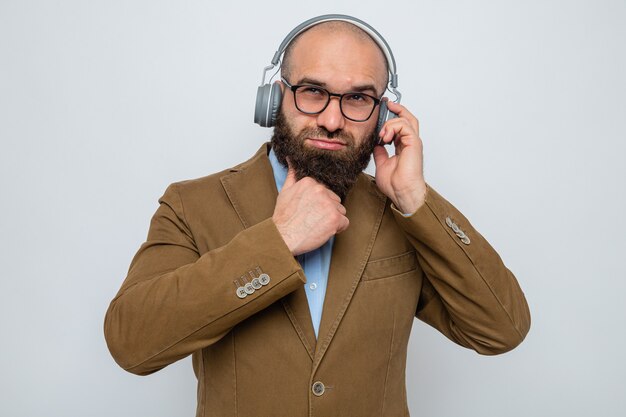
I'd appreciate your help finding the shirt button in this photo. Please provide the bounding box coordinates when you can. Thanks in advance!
[309,282,317,290]
[312,381,325,396]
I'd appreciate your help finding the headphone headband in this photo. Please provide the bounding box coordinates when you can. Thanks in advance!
[270,14,398,89]
[254,14,401,129]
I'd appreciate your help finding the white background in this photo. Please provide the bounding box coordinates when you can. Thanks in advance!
[1,1,625,416]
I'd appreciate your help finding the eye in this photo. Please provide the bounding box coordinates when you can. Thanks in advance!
[344,93,372,104]
[300,86,324,96]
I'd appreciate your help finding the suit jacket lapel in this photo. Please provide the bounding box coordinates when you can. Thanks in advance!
[312,174,387,371]
[220,144,277,229]
[220,143,317,359]
[282,287,316,360]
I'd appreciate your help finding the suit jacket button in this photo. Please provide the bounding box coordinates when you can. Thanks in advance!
[244,283,255,295]
[312,381,325,396]
[259,273,271,286]
[236,287,247,299]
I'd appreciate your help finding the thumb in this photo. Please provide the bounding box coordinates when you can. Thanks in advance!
[283,161,297,189]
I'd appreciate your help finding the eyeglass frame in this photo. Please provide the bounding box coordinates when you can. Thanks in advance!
[281,77,382,122]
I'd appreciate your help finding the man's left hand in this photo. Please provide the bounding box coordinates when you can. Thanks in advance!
[373,100,428,214]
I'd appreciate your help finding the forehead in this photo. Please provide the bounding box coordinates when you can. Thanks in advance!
[286,25,388,93]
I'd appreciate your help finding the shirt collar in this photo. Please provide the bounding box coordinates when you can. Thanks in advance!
[268,147,288,193]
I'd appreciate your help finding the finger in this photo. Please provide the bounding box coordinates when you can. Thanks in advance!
[379,118,407,144]
[380,118,411,136]
[336,216,350,234]
[380,120,417,151]
[326,190,341,203]
[284,165,297,189]
[373,145,390,168]
[385,101,415,121]
[378,123,393,144]
[383,123,402,146]
[336,204,346,215]
[384,101,420,133]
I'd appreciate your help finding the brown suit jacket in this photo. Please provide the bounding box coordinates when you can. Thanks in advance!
[104,143,530,417]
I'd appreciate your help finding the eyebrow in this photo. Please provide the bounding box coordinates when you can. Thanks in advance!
[297,77,381,97]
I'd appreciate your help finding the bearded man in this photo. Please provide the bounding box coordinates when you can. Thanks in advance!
[105,15,530,417]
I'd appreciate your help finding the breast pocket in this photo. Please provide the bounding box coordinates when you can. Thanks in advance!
[362,251,418,281]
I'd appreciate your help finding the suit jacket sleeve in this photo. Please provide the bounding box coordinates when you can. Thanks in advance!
[104,183,306,375]
[391,185,531,354]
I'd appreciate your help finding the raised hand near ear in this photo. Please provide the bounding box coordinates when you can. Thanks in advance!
[272,164,349,256]
[373,101,428,214]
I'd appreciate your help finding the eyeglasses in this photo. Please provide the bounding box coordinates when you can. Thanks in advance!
[281,78,381,122]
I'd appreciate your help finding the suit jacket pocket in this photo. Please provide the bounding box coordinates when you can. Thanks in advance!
[362,251,418,281]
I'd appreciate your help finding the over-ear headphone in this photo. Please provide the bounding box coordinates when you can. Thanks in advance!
[254,14,402,135]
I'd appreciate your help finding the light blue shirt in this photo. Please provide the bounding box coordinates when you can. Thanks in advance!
[268,148,334,338]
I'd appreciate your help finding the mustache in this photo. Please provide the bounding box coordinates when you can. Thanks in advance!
[297,127,355,144]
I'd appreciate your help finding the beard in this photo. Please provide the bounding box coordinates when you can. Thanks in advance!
[270,111,377,201]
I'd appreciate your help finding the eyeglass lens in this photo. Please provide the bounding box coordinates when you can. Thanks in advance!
[294,86,376,121]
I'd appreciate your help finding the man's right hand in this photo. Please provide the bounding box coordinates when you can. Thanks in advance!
[272,166,349,256]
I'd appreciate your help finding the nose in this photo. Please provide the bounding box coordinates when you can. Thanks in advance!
[316,96,345,133]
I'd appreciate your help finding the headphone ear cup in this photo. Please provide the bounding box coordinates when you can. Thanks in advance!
[254,83,283,127]
[268,82,283,127]
[376,100,389,135]
[254,84,271,127]
[376,100,398,137]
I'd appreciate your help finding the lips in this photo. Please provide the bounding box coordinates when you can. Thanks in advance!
[306,138,347,151]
